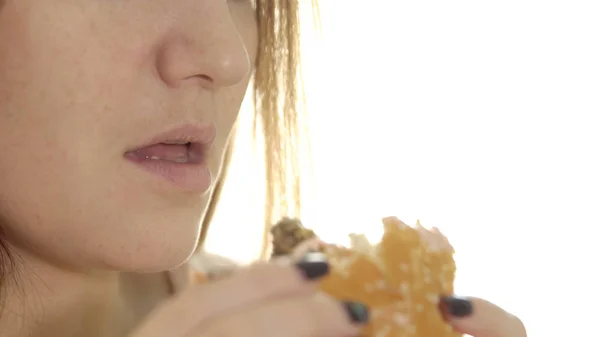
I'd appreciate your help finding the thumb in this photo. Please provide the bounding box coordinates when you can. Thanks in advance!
[441,296,527,337]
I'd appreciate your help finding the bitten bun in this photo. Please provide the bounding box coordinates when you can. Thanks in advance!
[192,216,460,337]
[271,216,460,337]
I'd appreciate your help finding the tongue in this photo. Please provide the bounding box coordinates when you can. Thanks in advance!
[132,144,189,162]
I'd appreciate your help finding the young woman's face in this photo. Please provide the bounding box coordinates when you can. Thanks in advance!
[0,0,256,271]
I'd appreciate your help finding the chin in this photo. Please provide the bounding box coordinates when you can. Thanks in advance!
[97,214,204,273]
[102,239,198,274]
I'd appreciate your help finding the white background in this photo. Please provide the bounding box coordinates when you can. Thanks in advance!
[206,1,600,336]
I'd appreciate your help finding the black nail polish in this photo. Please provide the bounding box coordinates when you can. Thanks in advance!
[441,296,473,318]
[294,252,329,280]
[342,301,370,324]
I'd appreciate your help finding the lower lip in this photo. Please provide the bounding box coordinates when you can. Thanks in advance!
[125,156,212,192]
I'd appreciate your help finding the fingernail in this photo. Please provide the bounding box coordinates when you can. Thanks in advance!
[294,252,329,280]
[342,301,370,324]
[441,296,473,318]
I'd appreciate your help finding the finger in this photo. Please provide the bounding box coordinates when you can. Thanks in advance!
[191,252,330,312]
[198,293,370,337]
[131,252,330,337]
[290,237,327,260]
[441,296,527,337]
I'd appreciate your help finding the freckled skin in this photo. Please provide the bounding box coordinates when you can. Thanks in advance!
[0,0,257,272]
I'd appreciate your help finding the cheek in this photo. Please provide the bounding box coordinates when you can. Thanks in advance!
[232,4,258,73]
[231,2,258,54]
[217,84,251,132]
[213,10,257,153]
[210,81,251,181]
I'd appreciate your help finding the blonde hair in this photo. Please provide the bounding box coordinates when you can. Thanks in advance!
[198,0,318,260]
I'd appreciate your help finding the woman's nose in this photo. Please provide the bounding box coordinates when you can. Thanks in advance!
[155,1,252,89]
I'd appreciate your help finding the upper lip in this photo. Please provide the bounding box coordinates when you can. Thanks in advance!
[128,124,217,152]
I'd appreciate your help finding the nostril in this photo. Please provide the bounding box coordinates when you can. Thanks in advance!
[183,74,212,83]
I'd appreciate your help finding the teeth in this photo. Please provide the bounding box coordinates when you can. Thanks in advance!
[144,155,189,163]
[162,141,189,145]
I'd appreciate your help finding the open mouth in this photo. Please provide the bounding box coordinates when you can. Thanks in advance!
[125,141,206,165]
[123,124,216,192]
